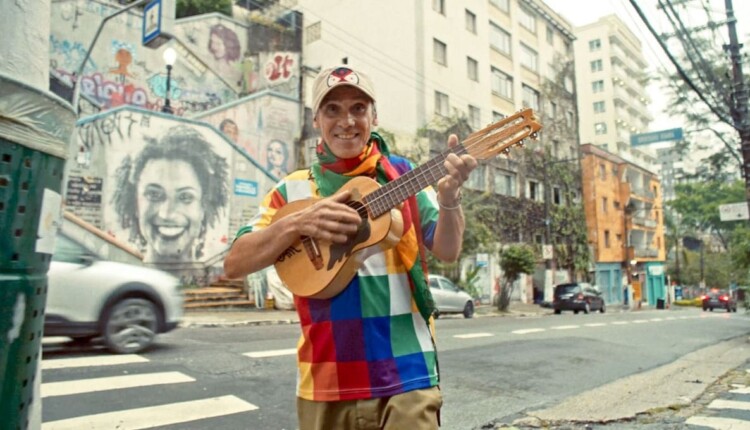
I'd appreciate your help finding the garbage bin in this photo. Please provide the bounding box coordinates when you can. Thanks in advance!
[0,73,75,429]
[656,298,665,310]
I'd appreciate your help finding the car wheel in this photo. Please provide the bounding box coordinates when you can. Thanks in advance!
[702,307,707,311]
[70,335,96,344]
[463,301,474,319]
[103,298,158,354]
[584,303,590,314]
[433,310,440,320]
[554,309,561,315]
[709,308,714,312]
[727,307,732,313]
[573,310,579,314]
[600,303,606,313]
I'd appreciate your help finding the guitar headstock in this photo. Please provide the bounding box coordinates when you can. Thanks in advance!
[461,108,542,160]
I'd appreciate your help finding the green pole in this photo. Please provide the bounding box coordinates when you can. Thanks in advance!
[0,74,76,430]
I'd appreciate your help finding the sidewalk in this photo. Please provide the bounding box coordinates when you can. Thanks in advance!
[180,302,556,328]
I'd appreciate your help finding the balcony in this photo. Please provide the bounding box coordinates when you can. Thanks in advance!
[633,247,659,258]
[632,216,657,228]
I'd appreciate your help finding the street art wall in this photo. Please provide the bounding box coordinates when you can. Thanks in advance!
[68,106,278,283]
[194,90,301,179]
[50,0,237,116]
[174,14,301,98]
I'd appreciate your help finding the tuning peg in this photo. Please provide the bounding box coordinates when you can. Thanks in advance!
[517,140,524,147]
[503,147,511,154]
[530,132,539,140]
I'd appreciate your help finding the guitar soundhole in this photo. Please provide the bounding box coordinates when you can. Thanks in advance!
[327,200,370,270]
[346,200,368,221]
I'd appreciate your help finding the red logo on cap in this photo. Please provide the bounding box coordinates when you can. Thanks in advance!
[327,67,359,87]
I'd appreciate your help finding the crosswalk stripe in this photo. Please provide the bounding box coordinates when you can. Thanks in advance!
[453,333,493,339]
[685,416,750,429]
[551,325,579,330]
[42,371,194,398]
[42,355,148,370]
[612,321,629,325]
[729,386,750,394]
[708,399,750,411]
[584,323,607,327]
[512,328,545,334]
[243,348,297,358]
[633,320,649,324]
[42,395,258,430]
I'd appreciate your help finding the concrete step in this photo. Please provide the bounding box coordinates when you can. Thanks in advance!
[184,299,255,309]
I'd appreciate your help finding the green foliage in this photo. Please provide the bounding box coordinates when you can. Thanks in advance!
[176,0,232,18]
[458,265,483,299]
[497,244,536,311]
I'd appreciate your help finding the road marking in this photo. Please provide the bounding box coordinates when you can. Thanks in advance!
[42,355,149,370]
[633,320,649,324]
[650,318,663,322]
[708,399,750,411]
[453,333,493,339]
[686,416,750,429]
[729,386,750,394]
[664,317,677,321]
[512,328,545,335]
[243,348,297,358]
[42,395,258,430]
[551,325,579,330]
[584,323,607,327]
[42,372,194,398]
[612,321,629,325]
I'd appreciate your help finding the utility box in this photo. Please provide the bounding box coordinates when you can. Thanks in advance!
[0,74,75,429]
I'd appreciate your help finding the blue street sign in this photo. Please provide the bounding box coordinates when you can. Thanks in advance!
[630,128,683,146]
[234,178,258,197]
[142,0,162,46]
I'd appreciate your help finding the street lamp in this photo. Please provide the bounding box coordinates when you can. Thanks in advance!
[162,47,177,114]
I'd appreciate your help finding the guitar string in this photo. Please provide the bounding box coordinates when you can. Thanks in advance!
[358,113,535,218]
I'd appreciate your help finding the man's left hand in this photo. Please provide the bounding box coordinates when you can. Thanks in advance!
[437,134,477,206]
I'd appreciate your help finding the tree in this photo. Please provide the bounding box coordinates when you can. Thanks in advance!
[497,244,536,312]
[176,0,232,18]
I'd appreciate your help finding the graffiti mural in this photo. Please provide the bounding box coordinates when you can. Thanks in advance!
[195,91,300,178]
[50,0,236,115]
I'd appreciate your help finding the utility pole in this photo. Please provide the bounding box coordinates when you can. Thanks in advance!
[724,0,750,220]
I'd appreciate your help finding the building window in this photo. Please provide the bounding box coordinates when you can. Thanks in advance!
[490,0,509,13]
[604,230,611,248]
[519,8,536,33]
[466,164,486,190]
[491,68,513,99]
[589,39,601,51]
[467,57,478,81]
[468,105,481,129]
[522,85,540,111]
[490,22,511,56]
[433,38,447,66]
[595,122,607,135]
[593,101,606,113]
[591,59,603,72]
[520,43,538,72]
[553,186,562,205]
[602,197,608,212]
[465,9,477,34]
[549,101,557,119]
[599,163,606,180]
[592,80,604,93]
[494,170,516,196]
[546,26,554,45]
[432,0,445,15]
[435,91,449,116]
[528,180,542,201]
[492,111,506,122]
[552,139,560,157]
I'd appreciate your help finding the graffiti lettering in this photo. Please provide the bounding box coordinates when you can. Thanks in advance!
[265,54,295,82]
[79,73,150,108]
[77,112,137,150]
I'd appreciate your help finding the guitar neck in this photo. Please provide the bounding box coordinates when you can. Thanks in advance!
[365,144,468,218]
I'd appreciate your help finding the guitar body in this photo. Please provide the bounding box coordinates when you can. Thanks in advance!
[272,176,404,299]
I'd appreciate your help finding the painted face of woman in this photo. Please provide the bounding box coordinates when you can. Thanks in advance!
[136,158,204,262]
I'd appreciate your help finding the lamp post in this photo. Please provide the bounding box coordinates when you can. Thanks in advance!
[162,47,177,114]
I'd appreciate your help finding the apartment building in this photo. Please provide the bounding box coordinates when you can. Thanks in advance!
[580,143,666,306]
[293,0,579,302]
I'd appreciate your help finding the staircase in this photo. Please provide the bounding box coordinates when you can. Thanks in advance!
[184,278,255,309]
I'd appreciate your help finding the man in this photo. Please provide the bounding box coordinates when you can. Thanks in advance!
[224,65,477,429]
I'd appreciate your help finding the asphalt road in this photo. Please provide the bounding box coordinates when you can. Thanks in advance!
[41,306,750,430]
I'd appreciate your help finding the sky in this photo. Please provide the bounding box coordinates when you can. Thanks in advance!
[544,0,749,132]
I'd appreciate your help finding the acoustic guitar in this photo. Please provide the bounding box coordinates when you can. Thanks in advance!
[272,108,542,299]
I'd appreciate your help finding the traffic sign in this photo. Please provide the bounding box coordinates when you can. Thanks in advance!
[142,0,162,46]
[719,202,750,221]
[630,128,683,146]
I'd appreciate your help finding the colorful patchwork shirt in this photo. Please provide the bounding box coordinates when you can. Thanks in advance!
[236,156,440,401]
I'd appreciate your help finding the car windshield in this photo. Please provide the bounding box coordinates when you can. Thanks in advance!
[555,284,579,295]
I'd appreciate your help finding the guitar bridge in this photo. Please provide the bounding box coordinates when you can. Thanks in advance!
[302,236,324,270]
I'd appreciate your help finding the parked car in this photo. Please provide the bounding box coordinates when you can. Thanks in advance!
[702,290,738,312]
[553,282,605,314]
[428,275,474,318]
[45,234,184,353]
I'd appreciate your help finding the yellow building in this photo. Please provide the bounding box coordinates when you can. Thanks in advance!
[581,144,667,306]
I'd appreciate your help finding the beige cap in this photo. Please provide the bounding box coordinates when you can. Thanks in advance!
[311,65,376,114]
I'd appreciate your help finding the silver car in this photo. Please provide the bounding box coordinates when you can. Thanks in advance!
[45,234,184,353]
[428,274,475,318]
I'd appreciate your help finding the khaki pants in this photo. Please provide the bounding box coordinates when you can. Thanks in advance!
[297,387,442,430]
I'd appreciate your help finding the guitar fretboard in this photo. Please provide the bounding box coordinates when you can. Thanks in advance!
[364,144,469,218]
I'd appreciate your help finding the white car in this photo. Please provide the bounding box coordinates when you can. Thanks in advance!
[45,234,184,353]
[428,274,475,318]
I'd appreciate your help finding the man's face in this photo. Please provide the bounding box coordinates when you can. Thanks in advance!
[313,86,377,159]
[136,158,204,261]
